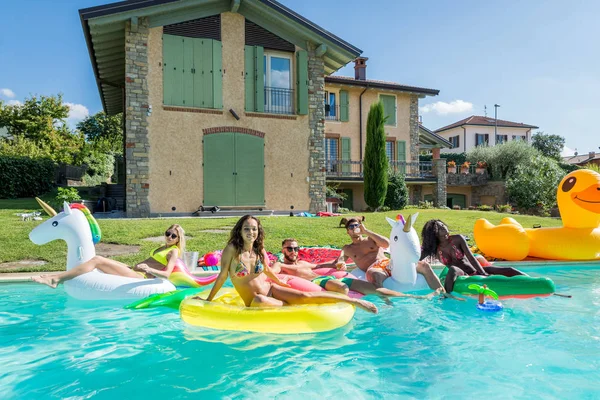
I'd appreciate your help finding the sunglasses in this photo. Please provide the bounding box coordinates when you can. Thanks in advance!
[347,223,360,229]
[285,246,300,252]
[165,231,178,239]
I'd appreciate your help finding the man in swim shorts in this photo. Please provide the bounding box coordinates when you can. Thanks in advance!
[271,238,435,299]
[335,218,448,296]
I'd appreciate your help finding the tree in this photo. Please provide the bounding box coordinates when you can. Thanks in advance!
[76,112,123,154]
[0,95,83,164]
[531,131,565,161]
[363,101,388,210]
[467,140,540,180]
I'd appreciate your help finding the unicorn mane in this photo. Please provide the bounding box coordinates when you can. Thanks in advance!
[70,203,102,244]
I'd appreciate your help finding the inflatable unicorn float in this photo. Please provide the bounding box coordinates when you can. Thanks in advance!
[352,213,430,292]
[29,199,215,300]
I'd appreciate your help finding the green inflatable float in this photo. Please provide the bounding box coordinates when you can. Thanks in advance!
[438,267,555,299]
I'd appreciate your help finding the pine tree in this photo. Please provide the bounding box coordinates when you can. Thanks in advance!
[363,101,388,210]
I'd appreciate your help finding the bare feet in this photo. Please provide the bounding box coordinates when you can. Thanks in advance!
[354,299,378,314]
[31,275,59,289]
[441,292,466,301]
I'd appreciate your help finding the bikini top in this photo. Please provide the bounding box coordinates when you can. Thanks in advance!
[150,245,180,266]
[234,251,265,278]
[438,240,465,266]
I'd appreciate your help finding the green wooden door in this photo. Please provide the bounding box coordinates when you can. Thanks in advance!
[203,133,264,207]
[203,133,236,206]
[341,189,353,210]
[447,194,466,209]
[234,134,265,206]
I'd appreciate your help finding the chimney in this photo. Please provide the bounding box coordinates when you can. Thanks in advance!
[354,57,368,80]
[589,151,596,159]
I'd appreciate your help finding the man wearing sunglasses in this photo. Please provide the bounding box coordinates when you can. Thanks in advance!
[271,238,434,299]
[336,218,446,296]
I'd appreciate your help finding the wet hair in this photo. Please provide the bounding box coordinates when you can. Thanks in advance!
[281,238,298,247]
[167,224,186,256]
[228,215,266,264]
[420,219,446,259]
[345,218,360,229]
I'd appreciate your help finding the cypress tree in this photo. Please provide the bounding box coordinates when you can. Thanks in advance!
[363,101,388,210]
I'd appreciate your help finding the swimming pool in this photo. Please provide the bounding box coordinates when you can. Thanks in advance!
[2,264,599,399]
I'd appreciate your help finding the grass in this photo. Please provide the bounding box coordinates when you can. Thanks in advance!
[0,197,564,273]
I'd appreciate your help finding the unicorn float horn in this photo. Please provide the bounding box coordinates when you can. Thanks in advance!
[36,197,57,216]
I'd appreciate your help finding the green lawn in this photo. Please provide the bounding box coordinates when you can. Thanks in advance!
[0,198,563,273]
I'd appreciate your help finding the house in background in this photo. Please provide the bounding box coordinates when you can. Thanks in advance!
[323,59,451,211]
[562,151,600,167]
[80,0,452,216]
[436,116,538,154]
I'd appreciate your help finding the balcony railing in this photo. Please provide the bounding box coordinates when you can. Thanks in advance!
[325,104,339,121]
[326,160,435,179]
[264,86,294,115]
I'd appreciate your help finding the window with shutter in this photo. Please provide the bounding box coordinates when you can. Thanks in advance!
[380,94,396,126]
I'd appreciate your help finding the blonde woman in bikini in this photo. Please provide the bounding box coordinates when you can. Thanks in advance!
[32,224,186,288]
[202,215,378,314]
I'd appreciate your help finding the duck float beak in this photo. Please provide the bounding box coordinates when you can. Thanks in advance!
[572,184,600,213]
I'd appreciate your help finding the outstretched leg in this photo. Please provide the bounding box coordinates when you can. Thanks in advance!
[348,279,435,300]
[31,256,139,288]
[270,284,378,313]
[416,260,445,291]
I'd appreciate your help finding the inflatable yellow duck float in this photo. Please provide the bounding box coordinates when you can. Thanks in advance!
[474,169,600,261]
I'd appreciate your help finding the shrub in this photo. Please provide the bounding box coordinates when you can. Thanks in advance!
[78,148,115,186]
[0,156,56,198]
[54,187,81,208]
[420,153,467,166]
[467,140,540,180]
[506,155,566,213]
[582,163,600,174]
[338,207,350,213]
[496,204,513,213]
[379,205,391,212]
[384,170,408,210]
[477,205,493,211]
[418,200,434,209]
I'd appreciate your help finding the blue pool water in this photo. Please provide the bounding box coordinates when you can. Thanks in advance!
[2,265,600,399]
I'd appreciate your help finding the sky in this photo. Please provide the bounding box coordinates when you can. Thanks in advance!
[1,0,598,156]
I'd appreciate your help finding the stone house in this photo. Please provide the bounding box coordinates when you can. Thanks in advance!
[79,0,451,216]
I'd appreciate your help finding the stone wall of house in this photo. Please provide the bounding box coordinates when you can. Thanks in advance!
[409,185,422,205]
[432,158,447,207]
[472,181,507,206]
[447,170,488,186]
[409,95,419,162]
[307,42,326,214]
[124,17,150,217]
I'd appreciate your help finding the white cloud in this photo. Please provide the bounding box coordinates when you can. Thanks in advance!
[0,88,16,98]
[561,145,576,157]
[6,100,22,106]
[65,102,89,122]
[419,100,474,115]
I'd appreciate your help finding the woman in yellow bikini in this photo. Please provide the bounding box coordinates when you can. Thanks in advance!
[32,224,185,288]
[202,215,378,314]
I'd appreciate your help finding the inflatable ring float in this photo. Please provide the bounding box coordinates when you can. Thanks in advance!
[180,288,356,334]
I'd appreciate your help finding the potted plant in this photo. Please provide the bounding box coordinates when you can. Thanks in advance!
[476,161,487,174]
[447,160,457,174]
[460,161,470,174]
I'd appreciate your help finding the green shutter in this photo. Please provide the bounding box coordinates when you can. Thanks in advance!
[201,39,213,108]
[296,50,308,115]
[397,140,406,174]
[182,37,194,107]
[203,133,236,206]
[234,133,265,206]
[212,40,222,109]
[193,38,205,108]
[381,95,396,126]
[341,137,351,174]
[254,46,264,112]
[163,34,184,106]
[339,90,349,122]
[244,45,255,111]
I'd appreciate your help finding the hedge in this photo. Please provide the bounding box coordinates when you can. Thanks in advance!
[0,156,56,198]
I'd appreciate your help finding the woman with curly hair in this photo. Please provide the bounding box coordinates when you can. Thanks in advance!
[202,215,378,313]
[420,219,526,293]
